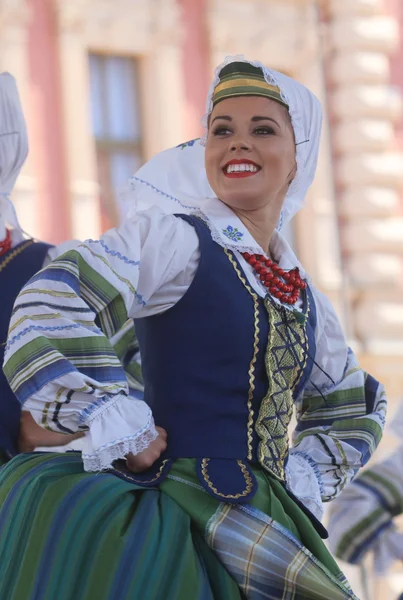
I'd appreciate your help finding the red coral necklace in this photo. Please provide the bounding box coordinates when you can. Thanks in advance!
[242,252,306,305]
[0,229,12,257]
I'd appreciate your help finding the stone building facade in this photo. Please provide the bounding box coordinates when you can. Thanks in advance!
[0,0,402,595]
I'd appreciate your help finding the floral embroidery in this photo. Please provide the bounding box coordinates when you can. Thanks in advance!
[177,138,199,149]
[222,225,244,242]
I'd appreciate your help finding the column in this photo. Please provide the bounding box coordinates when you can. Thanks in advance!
[327,0,403,401]
[140,0,187,157]
[293,3,347,326]
[27,0,72,243]
[387,0,403,148]
[56,1,101,240]
[178,0,210,140]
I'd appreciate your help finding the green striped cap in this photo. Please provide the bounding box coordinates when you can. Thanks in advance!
[213,62,288,108]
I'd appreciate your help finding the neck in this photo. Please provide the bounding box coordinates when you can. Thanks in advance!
[232,205,280,254]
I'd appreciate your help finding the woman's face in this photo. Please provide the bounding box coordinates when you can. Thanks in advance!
[205,96,296,213]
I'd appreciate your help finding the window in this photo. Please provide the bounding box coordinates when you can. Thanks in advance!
[89,54,143,229]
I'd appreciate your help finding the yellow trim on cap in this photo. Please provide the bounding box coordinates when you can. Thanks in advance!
[213,78,281,95]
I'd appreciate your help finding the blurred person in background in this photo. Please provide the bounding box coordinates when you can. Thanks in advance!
[0,72,82,460]
[0,73,143,460]
[0,57,387,599]
[328,404,403,600]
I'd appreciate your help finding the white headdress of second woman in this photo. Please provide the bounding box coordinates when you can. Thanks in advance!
[0,73,28,243]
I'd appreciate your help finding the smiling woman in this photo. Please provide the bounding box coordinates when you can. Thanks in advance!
[0,57,386,600]
[206,96,296,250]
[205,63,296,233]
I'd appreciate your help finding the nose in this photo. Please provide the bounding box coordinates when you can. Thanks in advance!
[230,138,251,152]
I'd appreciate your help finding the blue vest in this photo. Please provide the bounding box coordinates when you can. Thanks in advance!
[0,240,53,458]
[116,216,317,505]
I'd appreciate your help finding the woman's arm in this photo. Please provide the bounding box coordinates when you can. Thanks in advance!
[19,239,85,453]
[18,411,84,452]
[4,208,198,471]
[287,289,386,516]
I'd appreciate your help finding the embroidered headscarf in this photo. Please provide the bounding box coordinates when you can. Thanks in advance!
[127,55,322,251]
[0,73,28,242]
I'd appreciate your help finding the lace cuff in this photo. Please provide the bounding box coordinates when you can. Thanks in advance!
[286,450,324,521]
[80,393,158,472]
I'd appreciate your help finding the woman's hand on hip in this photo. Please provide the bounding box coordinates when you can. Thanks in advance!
[126,426,167,473]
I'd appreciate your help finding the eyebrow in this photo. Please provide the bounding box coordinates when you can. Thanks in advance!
[251,116,281,128]
[211,115,281,128]
[211,115,232,125]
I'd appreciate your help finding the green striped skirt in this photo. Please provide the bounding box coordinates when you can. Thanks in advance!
[0,453,358,599]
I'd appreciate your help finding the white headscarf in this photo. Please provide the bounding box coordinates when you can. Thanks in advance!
[0,73,28,241]
[129,55,322,237]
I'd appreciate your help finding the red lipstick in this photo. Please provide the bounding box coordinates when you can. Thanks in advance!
[223,158,261,179]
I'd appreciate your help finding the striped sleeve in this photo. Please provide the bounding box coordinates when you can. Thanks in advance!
[3,208,197,471]
[291,291,387,503]
[328,445,403,572]
[48,242,143,398]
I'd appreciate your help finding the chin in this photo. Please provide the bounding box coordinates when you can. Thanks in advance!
[217,176,265,209]
[220,191,263,211]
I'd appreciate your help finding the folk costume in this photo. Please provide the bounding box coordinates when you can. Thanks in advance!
[0,58,386,600]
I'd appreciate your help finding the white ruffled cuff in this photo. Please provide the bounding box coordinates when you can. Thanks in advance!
[80,393,158,472]
[286,450,324,521]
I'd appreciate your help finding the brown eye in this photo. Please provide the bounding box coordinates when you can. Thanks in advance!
[254,126,275,135]
[212,126,232,136]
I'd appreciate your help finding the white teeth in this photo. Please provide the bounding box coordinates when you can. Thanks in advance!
[226,163,258,173]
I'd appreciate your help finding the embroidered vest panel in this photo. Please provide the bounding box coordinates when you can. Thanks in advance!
[0,240,53,457]
[256,290,316,481]
[133,215,317,501]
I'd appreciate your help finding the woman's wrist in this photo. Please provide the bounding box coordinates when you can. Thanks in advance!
[286,450,324,521]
